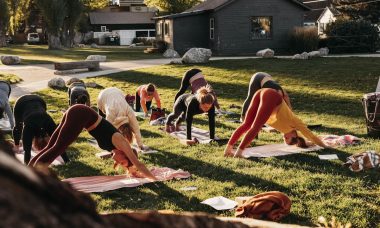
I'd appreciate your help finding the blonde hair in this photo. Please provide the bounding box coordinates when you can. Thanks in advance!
[196,85,215,105]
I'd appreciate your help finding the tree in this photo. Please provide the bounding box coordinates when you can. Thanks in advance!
[82,0,108,10]
[144,0,200,14]
[7,0,32,35]
[61,0,83,48]
[0,0,10,47]
[35,0,66,49]
[333,0,380,23]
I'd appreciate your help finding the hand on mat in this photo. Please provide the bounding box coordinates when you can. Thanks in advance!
[139,144,150,151]
[233,149,244,158]
[165,124,175,133]
[13,144,21,154]
[144,112,150,118]
[224,144,234,157]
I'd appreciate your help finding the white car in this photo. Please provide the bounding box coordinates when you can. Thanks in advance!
[27,33,40,44]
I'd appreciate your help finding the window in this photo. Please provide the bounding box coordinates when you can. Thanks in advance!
[164,22,169,36]
[136,31,149,38]
[251,17,272,39]
[210,18,215,39]
[101,26,107,32]
[149,30,156,37]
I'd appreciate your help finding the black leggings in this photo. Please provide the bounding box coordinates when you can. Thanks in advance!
[135,92,152,112]
[166,97,187,126]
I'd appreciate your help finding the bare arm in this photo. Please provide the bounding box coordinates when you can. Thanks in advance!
[111,133,157,180]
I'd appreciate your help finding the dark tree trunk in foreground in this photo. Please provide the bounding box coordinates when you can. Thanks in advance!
[48,33,62,50]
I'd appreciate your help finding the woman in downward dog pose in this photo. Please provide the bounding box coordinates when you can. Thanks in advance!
[225,88,329,158]
[166,86,215,145]
[175,68,222,112]
[97,87,147,150]
[28,104,157,180]
[241,72,291,121]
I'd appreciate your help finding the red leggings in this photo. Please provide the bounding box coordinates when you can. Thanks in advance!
[29,104,98,166]
[228,88,283,150]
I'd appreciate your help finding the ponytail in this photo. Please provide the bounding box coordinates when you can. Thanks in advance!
[196,85,214,105]
[118,123,133,143]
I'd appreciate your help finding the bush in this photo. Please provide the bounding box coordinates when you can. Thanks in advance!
[288,27,319,53]
[153,39,167,53]
[326,20,379,53]
[132,37,154,46]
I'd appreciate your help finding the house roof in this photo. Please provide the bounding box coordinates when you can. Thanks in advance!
[302,0,332,10]
[317,6,341,21]
[155,0,310,19]
[89,12,155,25]
[304,9,324,22]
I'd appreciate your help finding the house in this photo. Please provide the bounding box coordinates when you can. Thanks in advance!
[317,7,341,35]
[154,0,310,55]
[89,4,156,45]
[302,0,332,26]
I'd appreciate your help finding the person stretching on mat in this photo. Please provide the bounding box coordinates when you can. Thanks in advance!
[175,68,222,113]
[135,83,161,117]
[0,81,15,129]
[68,81,90,107]
[97,87,148,150]
[28,104,157,180]
[241,72,291,122]
[13,94,69,164]
[166,86,215,145]
[224,88,329,158]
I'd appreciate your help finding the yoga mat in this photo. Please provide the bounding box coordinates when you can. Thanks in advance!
[0,118,12,133]
[15,149,65,166]
[63,167,191,193]
[163,126,220,144]
[134,112,148,119]
[241,143,322,158]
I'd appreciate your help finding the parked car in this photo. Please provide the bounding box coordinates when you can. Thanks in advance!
[27,33,40,44]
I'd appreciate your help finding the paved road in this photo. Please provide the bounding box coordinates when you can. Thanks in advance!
[2,53,380,100]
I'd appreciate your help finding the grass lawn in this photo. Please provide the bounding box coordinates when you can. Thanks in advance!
[0,45,163,64]
[0,73,22,84]
[32,57,379,227]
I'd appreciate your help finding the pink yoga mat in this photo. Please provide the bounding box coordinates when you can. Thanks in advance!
[241,143,322,158]
[63,167,191,193]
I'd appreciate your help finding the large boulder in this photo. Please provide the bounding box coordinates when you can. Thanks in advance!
[48,77,66,89]
[90,43,98,48]
[256,48,274,58]
[86,55,107,62]
[182,48,212,64]
[1,55,21,65]
[163,49,180,58]
[85,82,101,88]
[292,52,309,60]
[319,47,329,56]
[308,51,322,58]
[66,77,83,86]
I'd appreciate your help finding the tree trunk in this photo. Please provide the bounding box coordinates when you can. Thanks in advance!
[48,33,62,50]
[0,33,7,47]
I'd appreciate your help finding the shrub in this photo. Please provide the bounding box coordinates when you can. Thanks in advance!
[132,37,154,46]
[288,26,319,53]
[326,20,379,53]
[153,39,167,53]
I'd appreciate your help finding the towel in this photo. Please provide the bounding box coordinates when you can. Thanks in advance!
[344,151,380,172]
[320,135,361,147]
[63,167,191,193]
[235,191,291,221]
[241,143,322,158]
[162,126,219,144]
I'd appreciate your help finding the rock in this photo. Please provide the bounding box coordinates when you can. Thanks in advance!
[308,51,322,58]
[86,55,107,62]
[1,55,21,65]
[48,77,66,89]
[319,47,329,56]
[90,43,98,48]
[163,49,180,58]
[170,60,183,65]
[292,52,309,60]
[256,48,274,58]
[85,82,101,88]
[182,48,212,64]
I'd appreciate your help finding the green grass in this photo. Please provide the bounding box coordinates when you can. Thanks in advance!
[0,45,163,64]
[33,57,379,227]
[0,73,22,84]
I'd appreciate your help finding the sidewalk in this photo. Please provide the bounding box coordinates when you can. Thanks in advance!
[2,53,380,99]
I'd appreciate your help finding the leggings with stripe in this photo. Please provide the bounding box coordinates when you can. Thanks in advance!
[29,104,98,166]
[228,88,282,150]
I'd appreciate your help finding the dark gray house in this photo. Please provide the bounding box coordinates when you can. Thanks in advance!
[154,0,310,55]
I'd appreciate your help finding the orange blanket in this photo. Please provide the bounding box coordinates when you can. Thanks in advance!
[235,191,291,221]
